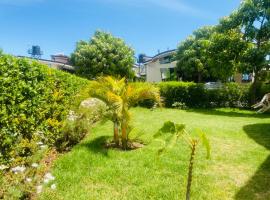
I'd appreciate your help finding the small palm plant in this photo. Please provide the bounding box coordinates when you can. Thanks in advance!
[89,76,161,149]
[155,121,210,200]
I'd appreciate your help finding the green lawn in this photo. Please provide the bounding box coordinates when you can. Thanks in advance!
[39,108,270,200]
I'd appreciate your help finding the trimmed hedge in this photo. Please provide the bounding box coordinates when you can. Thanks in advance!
[0,55,88,164]
[138,81,270,109]
[159,82,250,108]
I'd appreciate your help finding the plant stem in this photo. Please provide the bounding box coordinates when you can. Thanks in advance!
[113,121,119,146]
[121,121,127,150]
[186,141,197,200]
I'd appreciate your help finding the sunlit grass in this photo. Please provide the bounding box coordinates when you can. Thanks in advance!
[39,108,270,200]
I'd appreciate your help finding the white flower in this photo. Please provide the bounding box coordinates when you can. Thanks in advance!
[31,163,39,168]
[50,184,56,190]
[36,185,43,194]
[68,110,78,121]
[26,178,32,182]
[40,145,47,149]
[0,165,8,170]
[11,166,26,174]
[36,141,43,145]
[44,178,50,183]
[44,172,55,183]
[34,131,44,136]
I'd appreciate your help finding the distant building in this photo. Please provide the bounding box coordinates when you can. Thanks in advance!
[140,49,177,82]
[51,54,69,64]
[17,54,75,73]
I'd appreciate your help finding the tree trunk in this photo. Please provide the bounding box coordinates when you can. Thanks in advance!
[186,142,197,200]
[251,70,258,105]
[121,121,127,150]
[113,121,119,146]
[198,72,202,83]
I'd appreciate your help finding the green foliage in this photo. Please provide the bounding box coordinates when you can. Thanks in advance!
[159,121,177,134]
[218,0,270,102]
[156,121,210,158]
[156,121,210,200]
[176,26,214,82]
[198,130,211,159]
[176,26,249,82]
[159,81,251,108]
[88,76,161,149]
[71,30,135,79]
[176,0,269,85]
[159,82,195,107]
[208,30,249,82]
[172,102,188,110]
[56,103,106,152]
[0,55,88,164]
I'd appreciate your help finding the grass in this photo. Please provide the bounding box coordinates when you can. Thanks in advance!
[39,107,270,200]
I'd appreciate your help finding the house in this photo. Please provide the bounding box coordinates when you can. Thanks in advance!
[139,49,266,84]
[17,54,75,73]
[51,54,69,64]
[139,49,177,82]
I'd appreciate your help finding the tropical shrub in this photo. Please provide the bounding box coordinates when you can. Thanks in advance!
[155,121,210,200]
[0,55,88,164]
[89,76,161,149]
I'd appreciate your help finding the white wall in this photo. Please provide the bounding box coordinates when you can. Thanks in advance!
[146,60,177,82]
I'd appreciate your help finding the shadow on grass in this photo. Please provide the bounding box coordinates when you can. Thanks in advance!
[79,136,111,157]
[235,123,270,200]
[186,108,270,119]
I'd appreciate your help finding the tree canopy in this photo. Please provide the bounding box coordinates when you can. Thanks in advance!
[218,0,270,75]
[175,0,269,86]
[176,26,214,83]
[207,29,249,82]
[218,0,269,101]
[71,31,135,79]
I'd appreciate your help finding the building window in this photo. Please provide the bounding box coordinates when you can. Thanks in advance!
[160,67,175,81]
[159,55,173,64]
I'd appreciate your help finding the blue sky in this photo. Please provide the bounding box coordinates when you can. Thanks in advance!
[0,0,240,59]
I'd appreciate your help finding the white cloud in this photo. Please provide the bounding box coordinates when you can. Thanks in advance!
[0,0,44,6]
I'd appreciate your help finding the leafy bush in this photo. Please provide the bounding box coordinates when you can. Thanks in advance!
[57,99,107,151]
[172,102,188,110]
[158,81,250,108]
[0,55,88,164]
[254,82,270,100]
[159,82,192,107]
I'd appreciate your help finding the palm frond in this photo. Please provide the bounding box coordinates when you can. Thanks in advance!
[198,130,211,159]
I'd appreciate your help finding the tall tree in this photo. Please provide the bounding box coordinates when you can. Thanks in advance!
[71,31,135,79]
[207,30,249,82]
[176,26,214,82]
[218,0,270,102]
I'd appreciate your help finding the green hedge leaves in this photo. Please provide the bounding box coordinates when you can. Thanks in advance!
[0,55,88,163]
